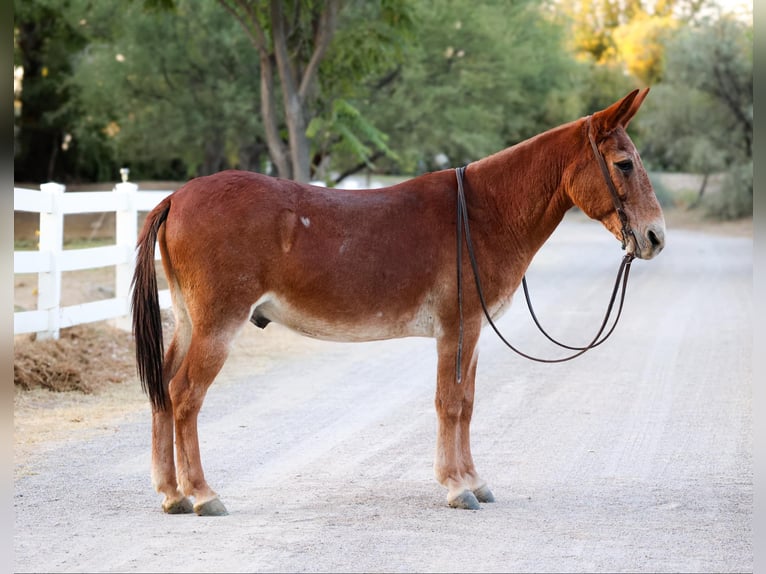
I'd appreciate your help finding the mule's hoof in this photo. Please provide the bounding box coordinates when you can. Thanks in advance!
[163,497,194,514]
[194,497,228,516]
[474,484,495,503]
[449,490,481,510]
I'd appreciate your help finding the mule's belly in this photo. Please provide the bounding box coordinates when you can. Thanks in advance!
[251,293,437,342]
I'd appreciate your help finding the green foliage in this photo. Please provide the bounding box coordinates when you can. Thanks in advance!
[62,0,264,180]
[14,0,752,197]
[14,0,90,182]
[353,0,586,174]
[703,162,752,221]
[308,0,415,179]
[638,13,752,218]
[307,98,399,181]
[646,172,675,208]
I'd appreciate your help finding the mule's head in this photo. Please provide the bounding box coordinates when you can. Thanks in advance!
[566,89,665,260]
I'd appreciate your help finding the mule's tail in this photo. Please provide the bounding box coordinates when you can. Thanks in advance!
[131,198,171,411]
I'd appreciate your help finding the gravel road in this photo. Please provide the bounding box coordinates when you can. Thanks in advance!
[14,212,752,573]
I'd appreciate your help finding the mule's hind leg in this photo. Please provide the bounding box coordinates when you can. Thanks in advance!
[434,331,493,509]
[152,318,194,514]
[170,317,247,516]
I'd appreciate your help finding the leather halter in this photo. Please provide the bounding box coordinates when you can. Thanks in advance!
[454,118,637,381]
[585,115,638,253]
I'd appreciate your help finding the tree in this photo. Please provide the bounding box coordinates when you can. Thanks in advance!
[612,14,679,85]
[559,0,715,63]
[642,15,752,168]
[216,0,336,182]
[352,0,586,174]
[218,0,414,183]
[14,0,89,182]
[60,0,266,180]
[640,15,752,217]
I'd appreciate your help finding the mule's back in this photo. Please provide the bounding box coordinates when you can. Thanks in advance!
[161,170,459,341]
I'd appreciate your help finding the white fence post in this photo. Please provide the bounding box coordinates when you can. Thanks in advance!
[113,170,138,332]
[37,182,65,340]
[14,182,173,337]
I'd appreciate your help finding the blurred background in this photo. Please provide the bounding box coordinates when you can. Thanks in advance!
[13,0,752,219]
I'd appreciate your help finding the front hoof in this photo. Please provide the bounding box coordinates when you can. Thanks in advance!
[474,484,495,503]
[194,497,229,516]
[163,497,194,514]
[448,490,481,510]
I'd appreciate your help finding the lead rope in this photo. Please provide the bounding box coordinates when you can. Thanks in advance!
[454,165,634,382]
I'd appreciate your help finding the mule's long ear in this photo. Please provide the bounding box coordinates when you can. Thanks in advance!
[592,88,649,135]
[623,87,650,129]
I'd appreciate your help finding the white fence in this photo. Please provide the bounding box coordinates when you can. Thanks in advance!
[14,180,174,340]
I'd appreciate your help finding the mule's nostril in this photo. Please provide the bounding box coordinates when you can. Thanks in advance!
[648,229,661,248]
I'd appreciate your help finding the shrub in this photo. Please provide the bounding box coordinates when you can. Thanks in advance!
[647,172,675,207]
[703,162,753,220]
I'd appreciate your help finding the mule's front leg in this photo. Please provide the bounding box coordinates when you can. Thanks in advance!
[434,334,493,509]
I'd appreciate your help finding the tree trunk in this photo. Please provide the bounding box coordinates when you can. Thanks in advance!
[690,172,709,209]
[259,53,291,178]
[220,0,339,183]
[270,0,311,182]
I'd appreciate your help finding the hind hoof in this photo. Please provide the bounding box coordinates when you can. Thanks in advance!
[474,484,495,503]
[194,497,228,516]
[448,490,481,510]
[163,497,194,514]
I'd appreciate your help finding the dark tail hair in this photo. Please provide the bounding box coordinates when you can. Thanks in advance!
[131,199,171,411]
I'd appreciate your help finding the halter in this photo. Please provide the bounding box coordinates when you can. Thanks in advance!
[454,118,637,381]
[585,115,638,253]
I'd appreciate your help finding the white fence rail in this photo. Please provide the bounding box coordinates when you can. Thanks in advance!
[14,180,174,340]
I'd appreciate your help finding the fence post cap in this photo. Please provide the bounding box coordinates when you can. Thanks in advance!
[40,182,65,194]
[114,181,138,193]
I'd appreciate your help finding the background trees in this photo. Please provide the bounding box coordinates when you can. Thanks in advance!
[639,15,752,217]
[13,0,752,217]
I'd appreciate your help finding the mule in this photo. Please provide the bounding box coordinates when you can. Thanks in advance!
[132,89,665,515]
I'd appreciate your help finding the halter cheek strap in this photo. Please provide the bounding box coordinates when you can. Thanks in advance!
[585,116,638,254]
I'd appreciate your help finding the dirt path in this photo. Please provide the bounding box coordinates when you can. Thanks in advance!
[13,213,752,573]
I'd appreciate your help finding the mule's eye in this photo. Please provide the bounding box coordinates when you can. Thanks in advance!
[615,159,633,173]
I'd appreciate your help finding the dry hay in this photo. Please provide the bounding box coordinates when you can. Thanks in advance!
[14,324,137,393]
[14,307,176,395]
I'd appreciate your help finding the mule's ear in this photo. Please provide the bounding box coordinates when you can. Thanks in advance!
[592,88,648,134]
[622,87,650,128]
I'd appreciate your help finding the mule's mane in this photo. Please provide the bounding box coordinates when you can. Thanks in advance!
[467,118,583,259]
[473,118,581,197]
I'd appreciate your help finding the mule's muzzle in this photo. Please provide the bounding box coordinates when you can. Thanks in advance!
[631,221,666,260]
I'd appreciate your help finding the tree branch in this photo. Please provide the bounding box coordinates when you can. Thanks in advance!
[333,150,385,185]
[298,0,339,102]
[217,0,269,57]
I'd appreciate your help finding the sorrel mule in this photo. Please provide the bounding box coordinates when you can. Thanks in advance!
[132,89,665,515]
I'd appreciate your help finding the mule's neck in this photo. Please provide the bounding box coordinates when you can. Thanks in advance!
[466,119,582,263]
